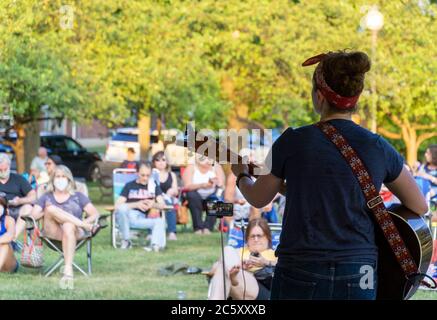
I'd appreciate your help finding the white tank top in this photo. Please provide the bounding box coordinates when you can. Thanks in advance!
[192,165,216,199]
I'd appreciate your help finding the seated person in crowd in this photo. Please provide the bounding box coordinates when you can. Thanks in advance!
[417,144,437,197]
[182,154,225,235]
[152,151,179,241]
[0,153,35,222]
[224,171,260,228]
[207,218,277,300]
[0,195,19,273]
[121,147,139,170]
[260,197,279,224]
[28,165,100,282]
[114,161,166,251]
[30,147,48,180]
[39,155,88,196]
[15,155,87,239]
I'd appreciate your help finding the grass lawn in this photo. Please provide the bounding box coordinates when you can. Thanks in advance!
[0,182,435,300]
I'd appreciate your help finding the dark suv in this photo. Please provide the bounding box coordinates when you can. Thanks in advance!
[0,134,101,180]
[41,134,101,180]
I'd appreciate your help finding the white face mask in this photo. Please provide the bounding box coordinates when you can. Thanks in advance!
[0,170,10,180]
[54,177,69,191]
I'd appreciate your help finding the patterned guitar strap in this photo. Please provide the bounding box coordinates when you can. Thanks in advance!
[315,121,435,295]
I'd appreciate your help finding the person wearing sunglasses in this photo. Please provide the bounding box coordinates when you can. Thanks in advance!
[152,151,179,241]
[114,161,166,251]
[207,218,277,300]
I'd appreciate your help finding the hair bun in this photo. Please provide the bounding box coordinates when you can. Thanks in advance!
[322,50,371,97]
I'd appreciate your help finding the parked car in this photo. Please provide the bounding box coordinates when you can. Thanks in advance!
[95,127,283,178]
[93,127,187,181]
[0,132,102,180]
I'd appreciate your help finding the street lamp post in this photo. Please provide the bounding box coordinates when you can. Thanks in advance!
[363,6,384,133]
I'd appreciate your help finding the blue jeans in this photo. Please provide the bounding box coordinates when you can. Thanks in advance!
[271,261,377,300]
[115,204,166,248]
[165,210,177,233]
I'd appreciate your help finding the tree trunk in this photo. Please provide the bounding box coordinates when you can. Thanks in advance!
[12,121,40,174]
[379,118,437,167]
[23,120,40,171]
[14,125,26,174]
[138,112,151,161]
[404,133,418,167]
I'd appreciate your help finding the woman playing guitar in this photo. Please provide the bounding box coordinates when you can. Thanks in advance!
[231,50,429,300]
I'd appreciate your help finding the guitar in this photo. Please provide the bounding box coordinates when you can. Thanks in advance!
[177,128,434,300]
[376,204,433,299]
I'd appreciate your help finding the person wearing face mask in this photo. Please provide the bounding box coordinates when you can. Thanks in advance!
[0,153,36,225]
[0,195,19,273]
[37,155,88,197]
[28,165,100,283]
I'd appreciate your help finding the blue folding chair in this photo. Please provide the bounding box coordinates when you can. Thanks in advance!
[111,168,138,248]
[110,168,170,248]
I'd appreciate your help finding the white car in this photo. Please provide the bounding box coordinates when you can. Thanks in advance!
[104,127,188,166]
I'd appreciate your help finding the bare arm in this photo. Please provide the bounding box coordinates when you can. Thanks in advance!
[417,166,437,184]
[83,203,99,224]
[385,167,428,215]
[167,172,179,197]
[30,204,44,221]
[0,216,15,244]
[224,173,237,203]
[16,189,37,206]
[214,164,225,188]
[115,195,152,212]
[238,173,283,209]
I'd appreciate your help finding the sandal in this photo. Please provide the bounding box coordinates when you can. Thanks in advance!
[60,273,74,290]
[185,266,203,275]
[90,223,102,237]
[88,217,106,237]
[158,263,189,276]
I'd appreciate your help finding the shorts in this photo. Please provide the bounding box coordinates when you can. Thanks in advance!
[8,206,21,220]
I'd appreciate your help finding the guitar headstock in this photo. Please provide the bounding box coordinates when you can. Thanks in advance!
[176,125,260,177]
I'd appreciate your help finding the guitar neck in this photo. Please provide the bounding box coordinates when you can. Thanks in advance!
[186,132,260,178]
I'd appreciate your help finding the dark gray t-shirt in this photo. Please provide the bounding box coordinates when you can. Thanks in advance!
[36,192,91,220]
[0,173,32,201]
[270,119,404,264]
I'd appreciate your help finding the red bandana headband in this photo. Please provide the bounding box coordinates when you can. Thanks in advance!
[302,53,361,110]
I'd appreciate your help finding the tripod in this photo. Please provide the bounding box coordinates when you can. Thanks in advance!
[218,215,228,300]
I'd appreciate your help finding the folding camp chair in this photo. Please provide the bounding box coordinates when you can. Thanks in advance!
[21,214,108,277]
[110,168,169,248]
